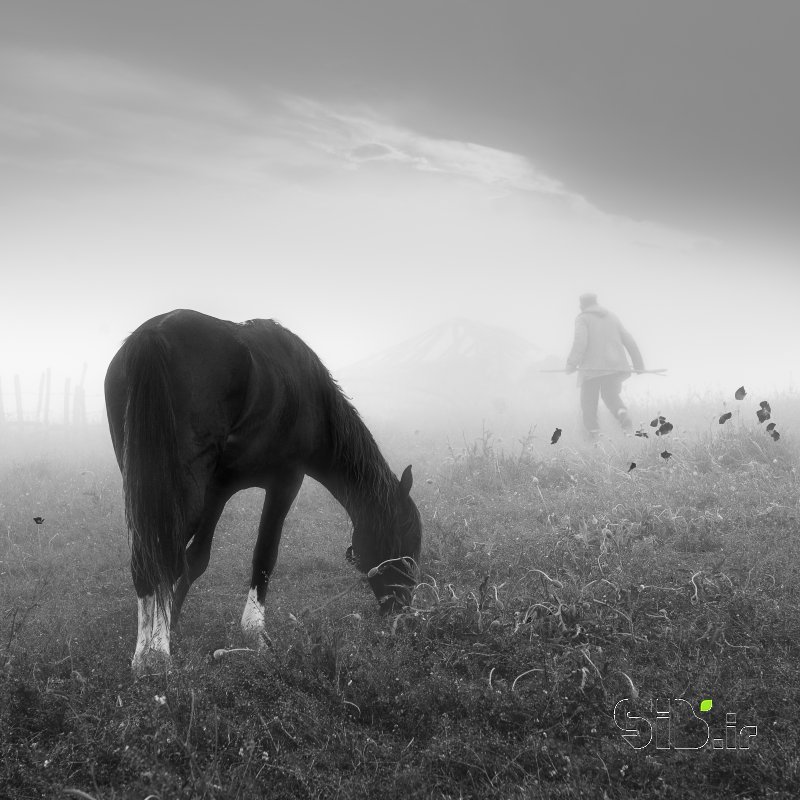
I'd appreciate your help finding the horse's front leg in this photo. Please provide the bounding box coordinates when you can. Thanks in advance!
[241,472,304,647]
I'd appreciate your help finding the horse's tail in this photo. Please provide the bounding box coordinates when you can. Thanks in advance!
[121,329,186,602]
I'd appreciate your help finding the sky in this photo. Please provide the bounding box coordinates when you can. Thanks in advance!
[2,1,799,424]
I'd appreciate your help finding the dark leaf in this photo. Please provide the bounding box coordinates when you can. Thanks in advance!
[766,422,776,432]
[735,386,746,400]
[627,462,636,473]
[656,422,674,436]
[550,428,562,445]
[661,450,672,460]
[771,430,780,442]
[760,400,772,413]
[756,409,771,424]
[33,517,44,525]
[635,429,649,438]
[718,412,732,424]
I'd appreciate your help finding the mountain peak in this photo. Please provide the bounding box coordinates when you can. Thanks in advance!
[337,317,565,429]
[343,317,542,371]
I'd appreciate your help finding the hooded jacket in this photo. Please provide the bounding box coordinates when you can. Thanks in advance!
[566,304,644,385]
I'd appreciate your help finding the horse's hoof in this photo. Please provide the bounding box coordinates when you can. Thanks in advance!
[242,628,272,651]
[131,648,171,677]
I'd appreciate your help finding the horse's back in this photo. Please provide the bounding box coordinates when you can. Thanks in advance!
[220,318,335,477]
[105,310,334,485]
[105,310,252,462]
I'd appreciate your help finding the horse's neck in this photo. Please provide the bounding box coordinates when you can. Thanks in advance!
[316,472,367,526]
[314,422,394,527]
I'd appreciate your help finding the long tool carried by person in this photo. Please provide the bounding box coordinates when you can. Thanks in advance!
[540,368,668,375]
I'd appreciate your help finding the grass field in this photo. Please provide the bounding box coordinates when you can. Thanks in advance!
[1,394,799,799]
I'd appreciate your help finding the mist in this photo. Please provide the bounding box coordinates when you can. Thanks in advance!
[2,4,799,437]
[4,11,800,795]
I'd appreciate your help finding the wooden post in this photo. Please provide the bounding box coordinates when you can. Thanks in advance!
[14,375,23,424]
[36,372,45,424]
[64,378,71,426]
[43,369,51,426]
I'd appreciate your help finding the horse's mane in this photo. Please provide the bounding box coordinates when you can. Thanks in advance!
[326,385,397,518]
[268,321,397,521]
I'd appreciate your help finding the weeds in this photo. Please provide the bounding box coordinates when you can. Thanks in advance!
[1,416,799,798]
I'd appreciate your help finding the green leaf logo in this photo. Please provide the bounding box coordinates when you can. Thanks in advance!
[699,699,713,712]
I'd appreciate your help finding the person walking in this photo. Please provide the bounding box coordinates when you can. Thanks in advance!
[566,292,644,439]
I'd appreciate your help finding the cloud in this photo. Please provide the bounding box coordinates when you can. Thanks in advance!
[2,47,569,213]
[0,47,276,185]
[280,95,567,195]
[349,142,395,161]
[275,96,707,252]
[0,45,708,261]
[1,47,795,414]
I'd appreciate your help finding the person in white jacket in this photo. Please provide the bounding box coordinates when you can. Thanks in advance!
[566,293,644,439]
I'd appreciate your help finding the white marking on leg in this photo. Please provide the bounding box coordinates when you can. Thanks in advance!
[132,593,171,672]
[240,587,266,645]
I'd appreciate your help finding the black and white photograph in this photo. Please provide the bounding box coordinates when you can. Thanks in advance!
[1,2,799,797]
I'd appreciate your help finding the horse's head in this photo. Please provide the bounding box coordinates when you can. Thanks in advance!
[356,464,422,614]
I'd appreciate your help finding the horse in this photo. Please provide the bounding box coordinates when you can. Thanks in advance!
[104,309,422,673]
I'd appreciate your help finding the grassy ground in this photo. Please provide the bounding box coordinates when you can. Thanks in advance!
[1,396,799,799]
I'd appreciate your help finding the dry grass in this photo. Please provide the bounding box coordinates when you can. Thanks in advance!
[1,397,799,799]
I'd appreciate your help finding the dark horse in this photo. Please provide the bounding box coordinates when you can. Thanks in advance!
[105,309,422,672]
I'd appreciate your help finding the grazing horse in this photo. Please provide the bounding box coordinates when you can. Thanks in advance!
[104,309,422,673]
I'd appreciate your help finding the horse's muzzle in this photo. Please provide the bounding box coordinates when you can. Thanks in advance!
[368,558,415,614]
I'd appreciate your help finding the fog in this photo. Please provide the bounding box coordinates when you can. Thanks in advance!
[2,3,799,435]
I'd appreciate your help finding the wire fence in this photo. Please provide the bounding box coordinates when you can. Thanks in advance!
[0,367,107,428]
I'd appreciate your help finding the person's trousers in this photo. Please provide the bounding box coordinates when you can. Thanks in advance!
[580,374,632,435]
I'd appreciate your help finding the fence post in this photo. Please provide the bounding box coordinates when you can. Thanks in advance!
[64,378,71,426]
[14,375,23,424]
[44,368,51,427]
[36,372,45,424]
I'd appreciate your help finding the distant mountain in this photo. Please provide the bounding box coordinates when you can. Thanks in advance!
[337,318,567,430]
[345,317,542,374]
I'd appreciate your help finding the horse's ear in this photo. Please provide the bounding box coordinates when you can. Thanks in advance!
[399,465,413,497]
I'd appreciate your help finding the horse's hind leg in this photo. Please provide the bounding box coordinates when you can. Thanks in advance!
[132,550,178,674]
[132,484,226,673]
[132,591,171,674]
[172,487,230,625]
[241,472,303,646]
